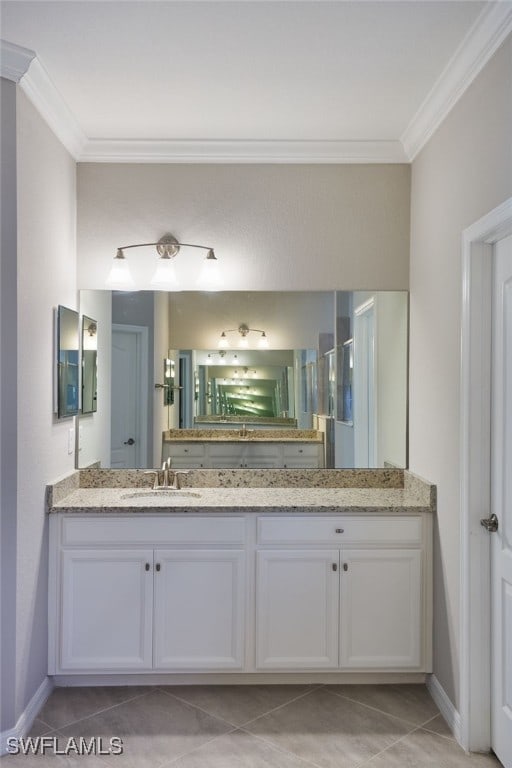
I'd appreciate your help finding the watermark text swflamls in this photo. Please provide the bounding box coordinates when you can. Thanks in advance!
[6,736,124,756]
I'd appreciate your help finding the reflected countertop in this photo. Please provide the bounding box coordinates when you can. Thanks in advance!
[162,429,324,443]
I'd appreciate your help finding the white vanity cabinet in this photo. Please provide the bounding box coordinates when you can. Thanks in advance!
[49,508,432,680]
[49,515,246,674]
[162,441,324,469]
[255,515,429,672]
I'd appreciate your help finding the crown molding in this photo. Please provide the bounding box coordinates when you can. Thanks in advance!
[79,139,408,164]
[6,1,511,165]
[0,39,35,82]
[402,1,512,161]
[19,57,87,159]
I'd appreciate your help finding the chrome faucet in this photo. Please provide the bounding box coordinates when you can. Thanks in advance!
[161,457,172,488]
[144,460,189,491]
[239,423,248,437]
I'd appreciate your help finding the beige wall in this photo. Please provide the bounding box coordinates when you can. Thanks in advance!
[409,35,512,708]
[15,91,77,718]
[77,163,410,291]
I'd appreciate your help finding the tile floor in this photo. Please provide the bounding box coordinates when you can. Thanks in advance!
[4,684,502,767]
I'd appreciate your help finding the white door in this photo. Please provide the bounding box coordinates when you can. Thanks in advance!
[154,549,245,670]
[491,234,512,767]
[339,548,421,669]
[111,326,147,468]
[256,549,339,669]
[60,549,153,671]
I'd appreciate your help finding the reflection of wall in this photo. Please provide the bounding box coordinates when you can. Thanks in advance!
[153,293,171,463]
[169,292,334,349]
[375,292,407,468]
[79,290,112,468]
[334,291,407,469]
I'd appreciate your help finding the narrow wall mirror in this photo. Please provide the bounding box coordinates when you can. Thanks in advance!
[56,305,79,419]
[81,315,98,414]
[77,290,408,470]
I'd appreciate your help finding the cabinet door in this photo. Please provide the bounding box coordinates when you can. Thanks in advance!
[154,549,245,670]
[60,549,153,671]
[243,444,283,469]
[339,549,422,669]
[256,550,339,669]
[282,444,323,469]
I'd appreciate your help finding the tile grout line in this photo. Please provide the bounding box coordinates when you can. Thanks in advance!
[39,689,155,733]
[156,684,324,730]
[238,726,326,768]
[323,688,439,731]
[353,725,423,768]
[157,726,239,768]
[419,715,457,742]
[237,685,326,728]
[156,687,248,729]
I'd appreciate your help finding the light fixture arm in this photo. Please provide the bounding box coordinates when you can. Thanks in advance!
[116,236,216,260]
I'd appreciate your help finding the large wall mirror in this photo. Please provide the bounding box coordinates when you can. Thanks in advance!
[77,290,408,470]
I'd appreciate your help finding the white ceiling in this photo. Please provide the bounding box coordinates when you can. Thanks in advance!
[1,1,511,161]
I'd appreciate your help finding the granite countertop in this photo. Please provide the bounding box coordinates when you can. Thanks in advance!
[50,486,432,515]
[162,429,324,444]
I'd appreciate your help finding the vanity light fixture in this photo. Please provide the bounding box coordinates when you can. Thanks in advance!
[218,324,269,349]
[105,233,221,291]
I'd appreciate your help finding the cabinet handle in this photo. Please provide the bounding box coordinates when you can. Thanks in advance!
[332,563,338,572]
[155,563,161,572]
[343,563,348,571]
[299,449,303,453]
[145,563,150,571]
[335,528,344,534]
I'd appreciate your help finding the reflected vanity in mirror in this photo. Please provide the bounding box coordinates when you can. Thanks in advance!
[56,305,79,419]
[77,290,408,470]
[81,315,98,414]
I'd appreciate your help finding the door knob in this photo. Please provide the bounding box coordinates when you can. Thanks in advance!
[123,438,135,445]
[480,513,498,533]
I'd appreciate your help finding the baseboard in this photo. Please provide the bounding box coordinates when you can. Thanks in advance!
[426,673,462,745]
[0,676,54,757]
[52,671,427,686]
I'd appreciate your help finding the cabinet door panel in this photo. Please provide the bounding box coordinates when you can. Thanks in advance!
[340,549,422,669]
[256,550,339,669]
[154,550,245,670]
[61,549,153,671]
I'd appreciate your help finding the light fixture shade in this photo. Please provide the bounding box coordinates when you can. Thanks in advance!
[105,257,135,290]
[150,258,180,290]
[218,332,229,349]
[196,251,223,291]
[258,332,269,349]
[238,336,249,349]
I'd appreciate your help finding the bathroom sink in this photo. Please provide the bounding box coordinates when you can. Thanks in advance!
[121,490,202,500]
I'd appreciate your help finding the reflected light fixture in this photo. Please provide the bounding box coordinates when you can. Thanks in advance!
[105,233,221,291]
[218,324,269,349]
